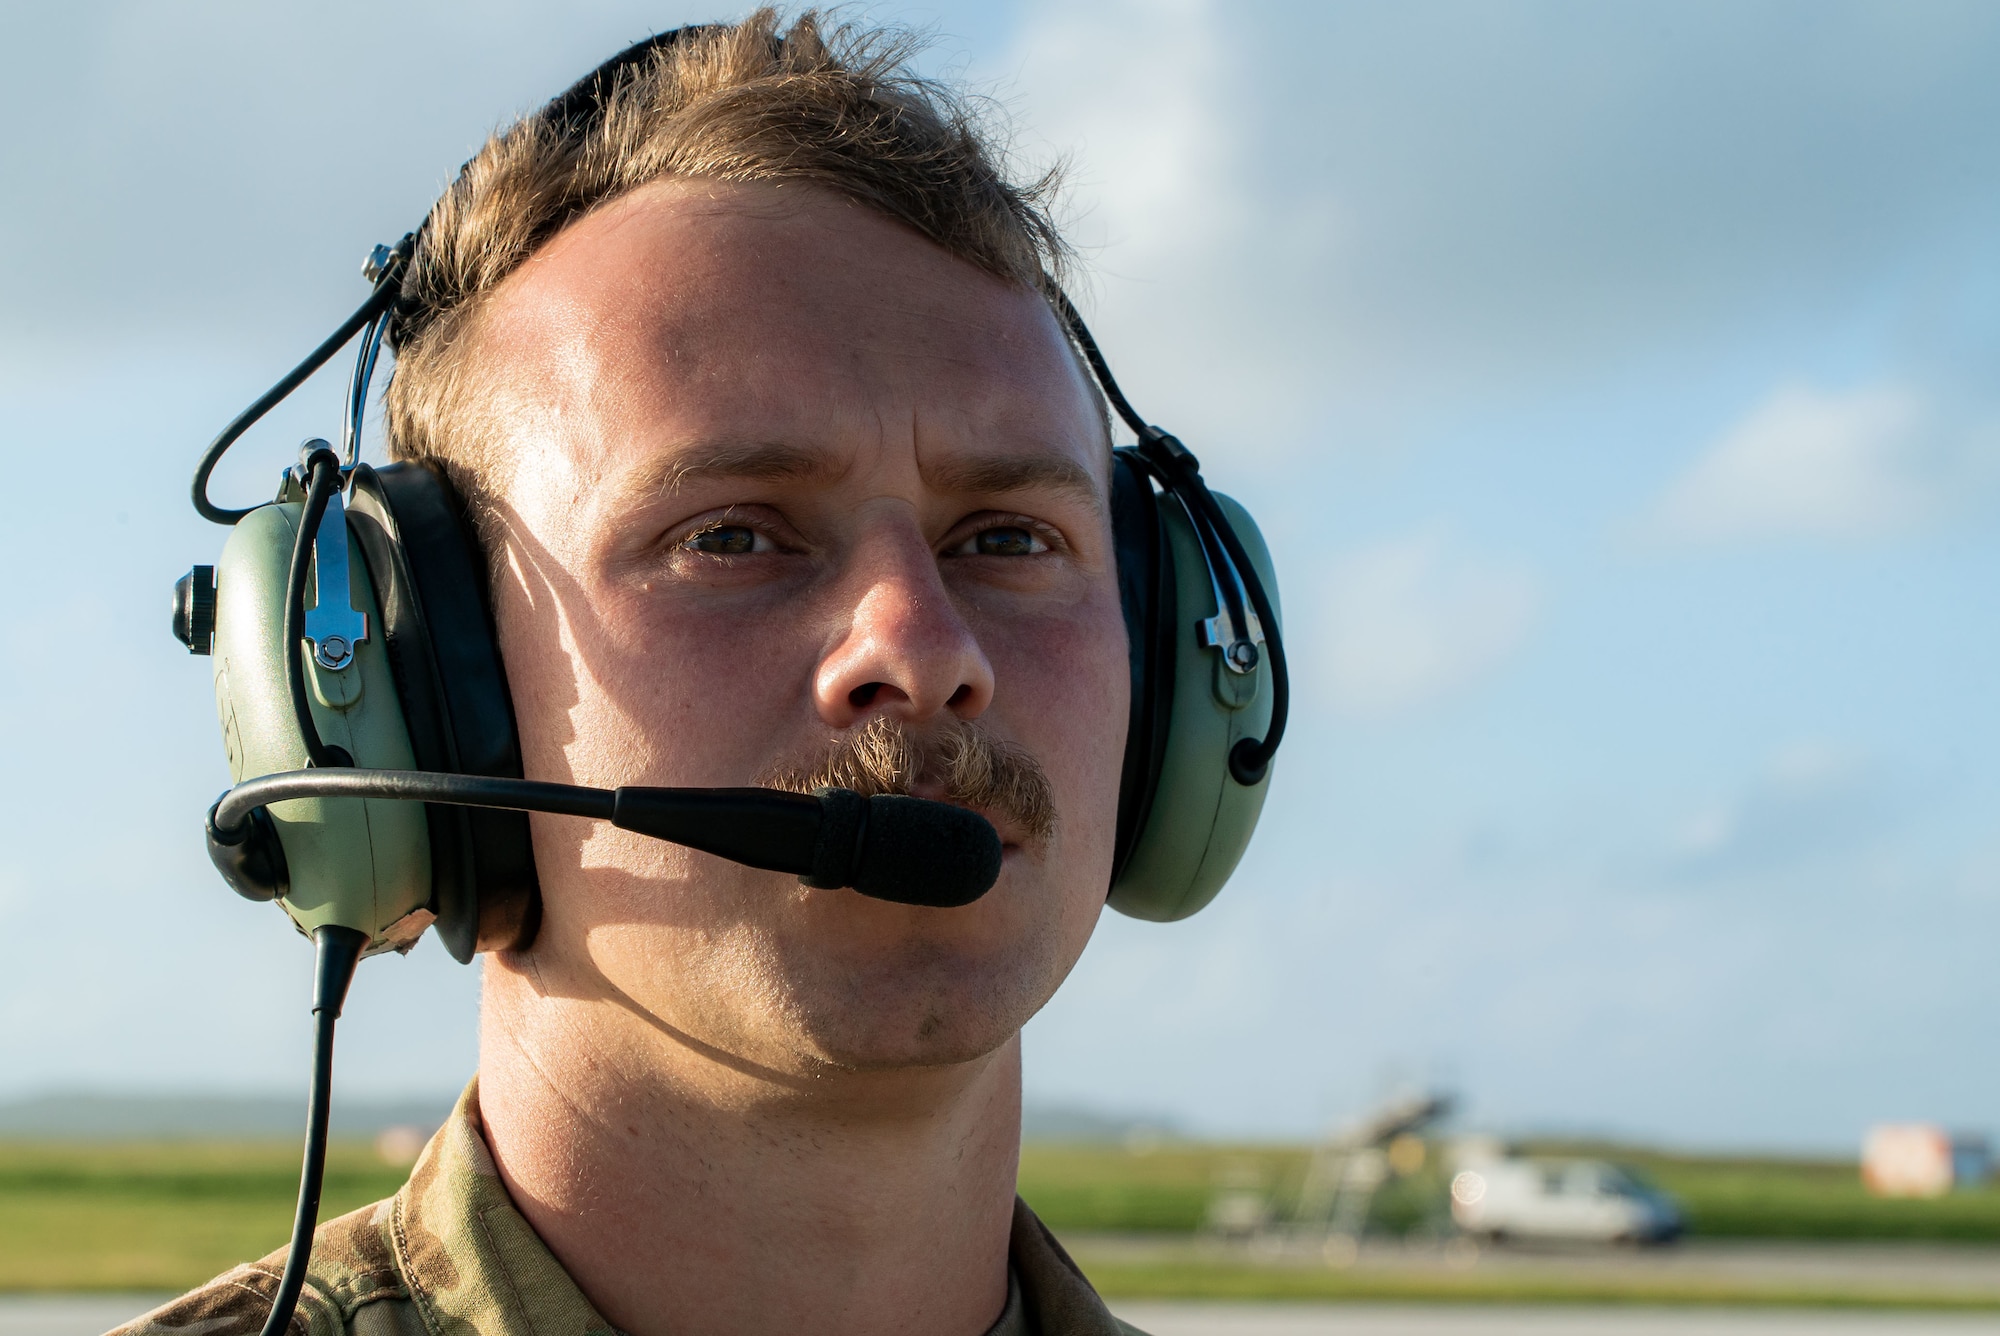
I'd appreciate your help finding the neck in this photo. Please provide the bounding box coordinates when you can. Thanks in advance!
[476,960,1022,1336]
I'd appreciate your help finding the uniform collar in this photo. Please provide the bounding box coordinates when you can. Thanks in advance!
[391,1080,616,1336]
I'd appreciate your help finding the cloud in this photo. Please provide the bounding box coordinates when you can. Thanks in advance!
[1650,382,1996,542]
[1320,529,1538,716]
[1008,0,1238,264]
[996,0,2000,454]
[1000,0,1333,456]
[1671,742,1884,878]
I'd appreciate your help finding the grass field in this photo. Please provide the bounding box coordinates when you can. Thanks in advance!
[9,1137,2000,1295]
[1016,1141,2000,1242]
[1060,1255,2000,1310]
[0,1141,405,1291]
[1561,1144,2000,1242]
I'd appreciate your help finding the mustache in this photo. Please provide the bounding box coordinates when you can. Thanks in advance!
[758,716,1056,845]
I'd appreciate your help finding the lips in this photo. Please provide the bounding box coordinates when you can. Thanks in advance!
[971,807,1036,854]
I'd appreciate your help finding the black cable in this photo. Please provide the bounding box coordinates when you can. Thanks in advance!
[257,924,367,1336]
[1179,481,1289,784]
[1139,453,1254,671]
[283,450,350,769]
[1057,291,1290,786]
[192,281,401,525]
[1052,290,1154,445]
[193,239,411,525]
[1129,441,1287,783]
[341,313,389,467]
[213,768,614,836]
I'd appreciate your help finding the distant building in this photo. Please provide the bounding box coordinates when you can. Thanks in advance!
[1861,1124,1990,1197]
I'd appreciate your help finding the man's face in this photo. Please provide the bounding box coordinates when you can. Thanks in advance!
[470,178,1129,1076]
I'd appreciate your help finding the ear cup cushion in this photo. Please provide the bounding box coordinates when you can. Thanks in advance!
[345,474,475,957]
[1107,490,1280,921]
[1109,450,1177,888]
[346,463,540,960]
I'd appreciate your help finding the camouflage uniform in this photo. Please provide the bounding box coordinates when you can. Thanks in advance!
[109,1082,1144,1336]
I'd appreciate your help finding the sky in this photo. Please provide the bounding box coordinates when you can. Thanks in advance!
[1,0,1996,1151]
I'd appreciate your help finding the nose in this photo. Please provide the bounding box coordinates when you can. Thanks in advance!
[813,523,995,728]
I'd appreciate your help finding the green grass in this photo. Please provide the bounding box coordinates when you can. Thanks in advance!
[1017,1144,1307,1234]
[1523,1141,2000,1242]
[0,1140,407,1292]
[12,1137,2000,1296]
[1068,1256,2000,1310]
[1018,1141,2000,1242]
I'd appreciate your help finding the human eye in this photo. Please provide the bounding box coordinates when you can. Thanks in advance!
[674,516,779,556]
[943,516,1058,558]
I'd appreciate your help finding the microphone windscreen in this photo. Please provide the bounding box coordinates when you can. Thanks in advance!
[851,796,1003,907]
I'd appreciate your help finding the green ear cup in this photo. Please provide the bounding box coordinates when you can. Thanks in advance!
[1107,491,1280,922]
[212,503,434,952]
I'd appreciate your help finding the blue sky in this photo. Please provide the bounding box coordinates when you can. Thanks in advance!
[1,1,1996,1150]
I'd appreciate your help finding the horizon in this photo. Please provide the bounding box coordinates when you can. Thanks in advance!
[0,1087,1913,1159]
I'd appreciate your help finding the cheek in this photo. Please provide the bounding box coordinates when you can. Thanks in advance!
[489,543,587,782]
[500,566,822,788]
[982,590,1131,845]
[994,594,1128,996]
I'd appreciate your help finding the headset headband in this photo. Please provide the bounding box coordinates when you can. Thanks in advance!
[543,27,710,135]
[185,24,1287,780]
[190,27,717,525]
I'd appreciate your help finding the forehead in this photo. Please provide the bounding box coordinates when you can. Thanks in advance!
[471,177,1103,486]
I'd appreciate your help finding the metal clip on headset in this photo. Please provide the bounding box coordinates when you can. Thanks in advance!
[283,445,358,769]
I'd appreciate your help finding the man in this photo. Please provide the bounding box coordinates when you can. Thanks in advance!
[125,12,1149,1336]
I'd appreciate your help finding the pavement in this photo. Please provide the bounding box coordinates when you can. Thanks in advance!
[1112,1305,2000,1334]
[7,1294,2000,1336]
[0,1298,164,1336]
[1069,1235,2000,1305]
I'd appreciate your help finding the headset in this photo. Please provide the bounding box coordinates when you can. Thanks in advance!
[169,27,1287,1336]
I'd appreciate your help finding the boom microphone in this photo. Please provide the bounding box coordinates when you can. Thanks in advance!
[207,770,1003,909]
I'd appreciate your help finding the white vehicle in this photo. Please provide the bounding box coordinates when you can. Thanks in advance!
[1450,1158,1683,1245]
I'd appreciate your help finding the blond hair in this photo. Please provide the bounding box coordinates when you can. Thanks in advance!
[384,10,1069,497]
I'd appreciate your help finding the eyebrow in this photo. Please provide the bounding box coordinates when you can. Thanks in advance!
[624,437,1105,509]
[631,440,847,499]
[922,452,1103,506]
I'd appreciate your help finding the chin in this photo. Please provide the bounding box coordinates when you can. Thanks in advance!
[769,852,1107,1071]
[550,845,1104,1077]
[771,929,1069,1072]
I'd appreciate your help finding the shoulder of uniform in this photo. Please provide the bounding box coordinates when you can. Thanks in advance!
[107,1198,413,1336]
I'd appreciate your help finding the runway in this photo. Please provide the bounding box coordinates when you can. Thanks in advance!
[8,1296,1999,1336]
[1112,1304,2000,1334]
[0,1298,166,1336]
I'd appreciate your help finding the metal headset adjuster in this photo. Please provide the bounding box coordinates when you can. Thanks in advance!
[279,446,370,672]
